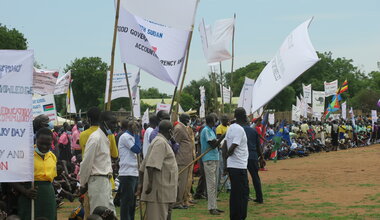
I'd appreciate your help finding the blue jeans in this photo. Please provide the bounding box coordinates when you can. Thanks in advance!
[119,176,138,220]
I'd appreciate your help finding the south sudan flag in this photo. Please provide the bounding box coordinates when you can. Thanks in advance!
[43,103,55,111]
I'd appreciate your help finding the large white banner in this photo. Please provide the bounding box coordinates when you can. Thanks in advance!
[199,18,234,64]
[312,90,325,114]
[238,77,255,115]
[0,50,34,182]
[292,105,301,122]
[303,83,312,104]
[156,103,171,113]
[324,80,338,97]
[251,19,319,113]
[66,85,76,114]
[32,95,57,122]
[341,101,347,120]
[118,6,191,86]
[300,94,308,118]
[104,70,140,103]
[54,70,71,95]
[132,89,141,118]
[199,86,205,118]
[33,68,59,95]
[220,85,231,104]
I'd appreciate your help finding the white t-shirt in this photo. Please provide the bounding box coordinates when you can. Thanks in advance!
[225,123,248,169]
[143,127,154,158]
[118,132,138,177]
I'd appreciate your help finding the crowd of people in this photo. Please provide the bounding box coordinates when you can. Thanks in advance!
[0,106,379,220]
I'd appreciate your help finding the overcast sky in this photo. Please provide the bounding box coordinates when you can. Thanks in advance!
[1,0,379,94]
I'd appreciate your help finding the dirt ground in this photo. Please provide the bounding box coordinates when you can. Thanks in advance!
[58,144,380,219]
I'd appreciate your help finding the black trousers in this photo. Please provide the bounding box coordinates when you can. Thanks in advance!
[119,176,138,220]
[228,168,249,220]
[247,159,263,202]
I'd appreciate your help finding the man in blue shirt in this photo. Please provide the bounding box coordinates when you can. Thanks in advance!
[201,114,225,215]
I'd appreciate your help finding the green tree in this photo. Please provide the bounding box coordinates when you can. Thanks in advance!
[351,89,380,112]
[0,24,27,49]
[179,92,195,111]
[140,87,170,99]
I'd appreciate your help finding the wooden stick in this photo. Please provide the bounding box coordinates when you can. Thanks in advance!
[123,63,134,118]
[178,147,213,175]
[106,0,121,111]
[229,13,236,113]
[219,62,225,114]
[169,86,178,116]
[31,181,34,220]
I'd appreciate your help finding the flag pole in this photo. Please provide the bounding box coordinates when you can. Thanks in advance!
[219,62,225,114]
[123,63,134,119]
[210,66,219,114]
[229,13,236,113]
[106,0,121,111]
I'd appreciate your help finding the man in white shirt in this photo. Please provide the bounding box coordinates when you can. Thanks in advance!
[224,107,249,220]
[142,115,159,158]
[79,111,117,214]
[118,120,142,220]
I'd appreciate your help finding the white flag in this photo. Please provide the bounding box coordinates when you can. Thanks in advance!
[142,108,149,126]
[269,113,275,125]
[324,80,338,97]
[238,77,255,115]
[349,107,356,127]
[303,83,312,104]
[371,110,377,131]
[251,18,319,113]
[132,89,141,118]
[312,90,325,114]
[54,70,71,95]
[300,94,308,118]
[33,68,59,95]
[118,5,192,86]
[220,85,231,104]
[341,101,347,120]
[292,105,301,122]
[199,86,206,118]
[0,50,34,182]
[66,85,76,114]
[199,18,235,64]
[104,70,140,103]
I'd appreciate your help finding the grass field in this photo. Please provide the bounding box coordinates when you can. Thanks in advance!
[58,144,380,220]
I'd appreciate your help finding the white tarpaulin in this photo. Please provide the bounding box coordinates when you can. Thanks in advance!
[251,18,319,113]
[0,50,34,182]
[54,70,71,95]
[120,0,199,31]
[292,105,301,122]
[303,83,312,104]
[156,103,171,113]
[312,90,325,114]
[104,70,140,103]
[132,89,141,118]
[32,94,57,122]
[118,5,191,86]
[199,86,205,118]
[341,101,347,120]
[238,77,255,115]
[33,68,59,95]
[199,18,234,64]
[220,85,231,104]
[324,80,338,97]
[66,85,76,114]
[142,108,149,126]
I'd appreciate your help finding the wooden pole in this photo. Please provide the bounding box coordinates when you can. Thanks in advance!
[31,181,34,220]
[169,86,178,116]
[123,63,134,119]
[106,0,121,111]
[230,13,236,112]
[179,147,213,175]
[219,62,225,113]
[210,66,219,114]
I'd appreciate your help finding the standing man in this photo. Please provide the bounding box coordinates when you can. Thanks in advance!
[79,111,117,214]
[172,114,194,209]
[137,120,178,220]
[118,120,141,220]
[216,115,231,192]
[142,115,159,158]
[201,114,225,215]
[224,107,249,220]
[242,119,264,204]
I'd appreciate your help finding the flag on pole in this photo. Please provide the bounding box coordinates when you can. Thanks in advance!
[54,70,71,95]
[66,84,76,114]
[142,108,149,126]
[338,80,348,94]
[199,86,206,118]
[132,89,141,118]
[238,77,255,115]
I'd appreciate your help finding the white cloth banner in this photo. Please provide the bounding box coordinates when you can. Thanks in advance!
[156,103,171,113]
[341,101,347,120]
[118,6,190,86]
[349,107,356,128]
[199,86,205,118]
[251,18,319,113]
[371,110,377,131]
[220,85,231,104]
[54,70,71,95]
[300,94,308,118]
[292,105,301,122]
[199,18,234,64]
[66,85,76,114]
[238,77,255,115]
[104,70,140,103]
[0,50,34,182]
[33,68,59,95]
[303,83,312,104]
[312,90,325,114]
[142,108,149,126]
[269,113,275,125]
[120,0,199,31]
[132,89,141,118]
[324,80,338,97]
[32,95,57,122]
